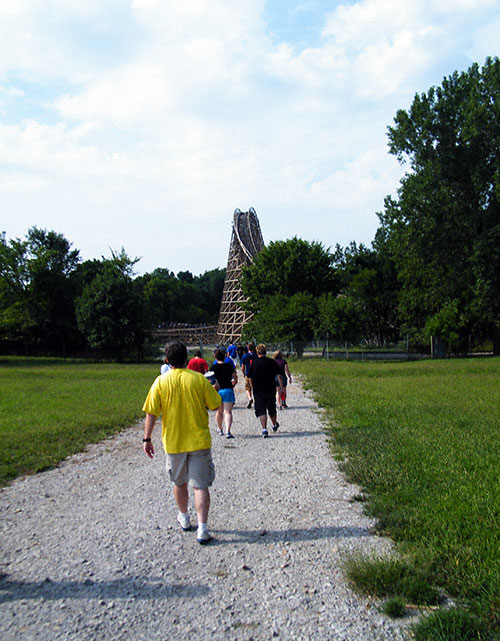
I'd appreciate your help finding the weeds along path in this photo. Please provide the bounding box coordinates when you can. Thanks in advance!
[0,377,408,641]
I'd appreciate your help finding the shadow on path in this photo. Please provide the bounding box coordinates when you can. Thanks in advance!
[239,429,324,440]
[0,574,210,603]
[210,525,372,545]
[233,405,315,412]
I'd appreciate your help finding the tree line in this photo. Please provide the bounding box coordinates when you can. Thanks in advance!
[2,58,498,359]
[0,228,225,360]
[241,58,500,356]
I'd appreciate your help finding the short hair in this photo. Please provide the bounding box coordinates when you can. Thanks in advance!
[215,348,226,361]
[256,343,266,355]
[248,343,255,352]
[165,341,187,367]
[273,350,282,359]
[194,349,202,358]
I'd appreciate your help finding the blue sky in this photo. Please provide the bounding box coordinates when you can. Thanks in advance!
[1,0,499,276]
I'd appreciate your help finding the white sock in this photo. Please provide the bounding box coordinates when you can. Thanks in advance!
[197,522,208,532]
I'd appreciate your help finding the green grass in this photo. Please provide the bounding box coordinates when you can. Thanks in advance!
[293,357,500,639]
[0,357,160,486]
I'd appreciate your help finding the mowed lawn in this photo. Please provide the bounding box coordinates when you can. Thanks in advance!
[0,358,159,486]
[293,357,500,632]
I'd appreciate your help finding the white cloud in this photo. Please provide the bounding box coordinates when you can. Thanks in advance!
[1,0,499,274]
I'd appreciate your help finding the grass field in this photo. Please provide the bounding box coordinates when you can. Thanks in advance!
[0,357,159,486]
[293,357,500,639]
[2,355,499,638]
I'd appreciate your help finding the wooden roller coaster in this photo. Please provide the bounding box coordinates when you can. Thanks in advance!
[216,207,264,343]
[152,208,264,348]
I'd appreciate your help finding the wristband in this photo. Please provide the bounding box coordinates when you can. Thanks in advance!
[143,438,151,442]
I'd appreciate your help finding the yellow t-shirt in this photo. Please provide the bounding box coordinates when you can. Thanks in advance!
[142,368,221,454]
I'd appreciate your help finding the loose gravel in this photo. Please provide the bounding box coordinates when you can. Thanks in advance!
[0,378,411,640]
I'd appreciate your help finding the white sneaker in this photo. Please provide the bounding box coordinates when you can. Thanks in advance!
[177,512,192,531]
[197,527,213,545]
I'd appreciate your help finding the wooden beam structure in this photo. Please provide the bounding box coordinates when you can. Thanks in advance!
[216,208,264,343]
[151,325,218,346]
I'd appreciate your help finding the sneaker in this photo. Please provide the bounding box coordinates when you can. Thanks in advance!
[197,529,213,545]
[261,428,269,438]
[247,399,253,409]
[272,422,280,432]
[216,428,223,435]
[226,432,235,439]
[177,512,192,531]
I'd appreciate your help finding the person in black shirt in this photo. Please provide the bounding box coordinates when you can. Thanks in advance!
[247,344,283,438]
[211,349,237,438]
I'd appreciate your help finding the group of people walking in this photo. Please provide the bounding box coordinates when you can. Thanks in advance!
[141,340,292,545]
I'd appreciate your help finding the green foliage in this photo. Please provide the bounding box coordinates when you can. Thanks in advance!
[243,292,318,346]
[327,240,400,345]
[0,227,82,355]
[241,236,337,303]
[241,237,336,345]
[138,266,225,326]
[345,555,438,605]
[380,57,500,351]
[411,609,488,641]
[318,291,366,344]
[294,357,500,638]
[0,227,225,359]
[0,358,158,485]
[381,597,406,618]
[75,251,145,361]
[424,299,463,350]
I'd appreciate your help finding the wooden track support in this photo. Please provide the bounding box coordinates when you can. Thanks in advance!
[216,208,264,343]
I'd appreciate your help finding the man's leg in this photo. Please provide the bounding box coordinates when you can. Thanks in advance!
[267,393,280,432]
[194,487,212,544]
[173,482,189,513]
[194,487,210,523]
[245,377,253,408]
[270,412,280,431]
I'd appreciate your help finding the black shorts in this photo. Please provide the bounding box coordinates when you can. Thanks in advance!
[254,392,277,418]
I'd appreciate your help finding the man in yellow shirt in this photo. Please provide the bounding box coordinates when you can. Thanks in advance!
[142,341,221,544]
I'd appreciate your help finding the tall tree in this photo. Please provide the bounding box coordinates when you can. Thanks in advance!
[0,228,81,354]
[379,57,500,352]
[241,237,336,346]
[241,237,337,303]
[75,251,146,360]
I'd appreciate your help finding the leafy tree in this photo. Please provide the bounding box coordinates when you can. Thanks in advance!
[0,228,81,354]
[240,238,336,347]
[24,228,81,354]
[0,233,31,349]
[379,57,500,353]
[318,292,366,345]
[75,251,146,360]
[241,237,337,303]
[243,292,317,341]
[193,268,226,322]
[331,239,400,344]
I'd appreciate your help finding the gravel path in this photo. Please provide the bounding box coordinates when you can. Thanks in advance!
[0,378,409,641]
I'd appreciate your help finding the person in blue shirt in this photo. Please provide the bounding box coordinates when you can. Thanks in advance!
[241,342,258,409]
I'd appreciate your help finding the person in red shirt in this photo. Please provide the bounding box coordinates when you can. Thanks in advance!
[187,350,209,374]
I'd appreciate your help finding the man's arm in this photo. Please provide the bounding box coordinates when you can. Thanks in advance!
[143,413,157,458]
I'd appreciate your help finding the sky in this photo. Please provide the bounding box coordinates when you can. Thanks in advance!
[1,0,499,276]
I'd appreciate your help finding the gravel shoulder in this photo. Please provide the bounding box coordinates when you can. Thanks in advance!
[0,377,410,641]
